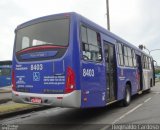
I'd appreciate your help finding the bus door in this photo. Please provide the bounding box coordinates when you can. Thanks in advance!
[136,55,143,91]
[103,41,117,103]
[152,60,155,86]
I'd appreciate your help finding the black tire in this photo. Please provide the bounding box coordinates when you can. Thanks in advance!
[146,88,151,93]
[122,85,131,107]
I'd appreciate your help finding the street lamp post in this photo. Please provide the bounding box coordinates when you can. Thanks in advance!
[106,0,110,31]
[140,45,160,55]
[143,46,150,54]
[149,49,160,55]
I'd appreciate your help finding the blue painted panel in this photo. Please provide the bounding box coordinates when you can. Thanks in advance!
[14,53,75,94]
[117,67,138,100]
[12,14,78,94]
[80,61,106,108]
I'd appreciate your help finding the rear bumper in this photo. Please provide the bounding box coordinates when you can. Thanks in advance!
[12,90,81,108]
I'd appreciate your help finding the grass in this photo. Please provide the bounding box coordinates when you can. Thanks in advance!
[0,103,36,115]
[0,89,11,93]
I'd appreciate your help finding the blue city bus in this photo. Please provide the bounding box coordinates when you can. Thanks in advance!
[0,61,12,87]
[12,12,155,108]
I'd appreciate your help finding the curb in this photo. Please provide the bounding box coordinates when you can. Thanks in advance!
[0,98,11,104]
[0,90,12,93]
[0,106,52,120]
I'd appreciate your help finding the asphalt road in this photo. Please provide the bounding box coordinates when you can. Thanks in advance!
[1,82,160,130]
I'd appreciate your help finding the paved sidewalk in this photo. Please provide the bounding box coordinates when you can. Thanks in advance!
[152,81,160,91]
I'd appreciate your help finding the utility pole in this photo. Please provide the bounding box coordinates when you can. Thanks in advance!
[106,0,110,31]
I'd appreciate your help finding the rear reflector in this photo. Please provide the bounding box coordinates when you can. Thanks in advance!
[65,67,75,94]
[12,70,16,91]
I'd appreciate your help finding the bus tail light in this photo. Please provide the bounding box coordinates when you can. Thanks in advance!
[65,67,75,94]
[12,70,16,91]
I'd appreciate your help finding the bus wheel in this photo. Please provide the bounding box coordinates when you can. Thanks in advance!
[146,88,151,93]
[122,85,131,107]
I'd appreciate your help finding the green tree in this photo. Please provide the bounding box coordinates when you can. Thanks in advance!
[155,69,160,74]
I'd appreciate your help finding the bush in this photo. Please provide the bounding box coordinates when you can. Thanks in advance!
[155,69,160,74]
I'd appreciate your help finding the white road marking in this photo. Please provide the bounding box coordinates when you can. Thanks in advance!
[144,97,151,103]
[100,97,152,130]
[112,103,143,124]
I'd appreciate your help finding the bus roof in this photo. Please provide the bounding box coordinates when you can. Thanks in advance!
[76,13,151,57]
[15,12,151,57]
[15,12,72,31]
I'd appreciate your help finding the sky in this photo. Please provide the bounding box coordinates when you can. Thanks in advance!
[0,0,160,65]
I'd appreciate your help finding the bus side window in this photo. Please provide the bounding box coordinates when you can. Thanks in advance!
[124,46,129,66]
[117,43,124,66]
[81,25,102,62]
[148,57,152,69]
[132,50,137,67]
[127,47,133,67]
[143,55,146,69]
[81,26,90,60]
[146,57,149,69]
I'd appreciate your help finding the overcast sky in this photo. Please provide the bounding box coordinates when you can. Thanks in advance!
[0,0,160,65]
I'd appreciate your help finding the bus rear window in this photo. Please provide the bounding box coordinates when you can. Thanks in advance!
[15,19,70,52]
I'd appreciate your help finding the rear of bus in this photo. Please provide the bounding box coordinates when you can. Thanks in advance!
[12,13,81,108]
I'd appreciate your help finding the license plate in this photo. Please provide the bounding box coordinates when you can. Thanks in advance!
[30,97,42,103]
